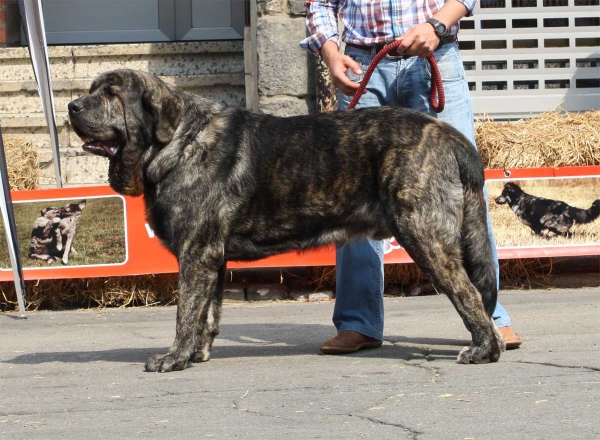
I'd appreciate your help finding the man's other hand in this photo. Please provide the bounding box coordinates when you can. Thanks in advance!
[320,41,362,97]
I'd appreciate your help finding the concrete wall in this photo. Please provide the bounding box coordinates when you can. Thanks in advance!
[0,0,316,188]
[0,41,244,187]
[256,0,316,116]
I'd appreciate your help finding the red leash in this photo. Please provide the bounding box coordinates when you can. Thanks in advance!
[346,39,445,112]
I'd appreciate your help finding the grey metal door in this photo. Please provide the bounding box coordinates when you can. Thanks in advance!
[176,0,245,40]
[40,0,244,45]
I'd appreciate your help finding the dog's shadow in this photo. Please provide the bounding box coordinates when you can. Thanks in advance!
[3,324,468,366]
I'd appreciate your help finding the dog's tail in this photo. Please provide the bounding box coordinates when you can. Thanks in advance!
[454,144,498,318]
[569,199,600,224]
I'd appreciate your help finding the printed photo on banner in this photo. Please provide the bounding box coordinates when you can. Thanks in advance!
[0,196,127,270]
[488,177,600,248]
[382,173,600,259]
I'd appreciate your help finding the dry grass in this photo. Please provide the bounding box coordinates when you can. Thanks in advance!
[476,109,600,169]
[305,258,563,291]
[0,274,179,311]
[2,136,39,191]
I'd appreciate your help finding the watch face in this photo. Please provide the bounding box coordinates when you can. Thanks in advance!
[429,19,447,36]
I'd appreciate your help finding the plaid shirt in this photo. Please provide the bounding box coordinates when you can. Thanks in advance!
[300,0,476,54]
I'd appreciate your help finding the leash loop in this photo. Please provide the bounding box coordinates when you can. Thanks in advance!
[346,39,445,113]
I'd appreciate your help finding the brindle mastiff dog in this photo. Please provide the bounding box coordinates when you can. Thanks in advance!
[68,69,505,372]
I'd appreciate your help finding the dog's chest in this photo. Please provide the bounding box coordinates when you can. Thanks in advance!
[513,204,533,226]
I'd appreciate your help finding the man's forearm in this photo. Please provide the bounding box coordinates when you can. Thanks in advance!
[433,0,471,29]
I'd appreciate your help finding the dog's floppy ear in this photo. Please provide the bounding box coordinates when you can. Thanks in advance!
[143,80,182,145]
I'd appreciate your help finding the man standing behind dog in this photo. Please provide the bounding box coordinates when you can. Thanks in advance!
[300,0,522,354]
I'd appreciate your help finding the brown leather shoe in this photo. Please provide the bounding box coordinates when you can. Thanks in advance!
[499,326,522,350]
[320,330,383,355]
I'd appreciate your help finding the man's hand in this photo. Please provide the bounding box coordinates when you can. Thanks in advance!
[394,0,468,58]
[320,40,362,96]
[395,23,440,58]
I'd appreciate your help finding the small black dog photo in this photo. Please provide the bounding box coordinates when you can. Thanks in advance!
[495,182,600,238]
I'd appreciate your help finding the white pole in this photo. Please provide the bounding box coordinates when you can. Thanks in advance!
[19,0,62,188]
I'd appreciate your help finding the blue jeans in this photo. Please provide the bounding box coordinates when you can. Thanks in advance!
[333,42,511,340]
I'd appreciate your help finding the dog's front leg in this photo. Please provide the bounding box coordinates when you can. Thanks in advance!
[192,265,225,363]
[61,233,74,265]
[145,250,223,373]
[53,226,63,252]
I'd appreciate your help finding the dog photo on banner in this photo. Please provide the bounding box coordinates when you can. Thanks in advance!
[490,177,600,247]
[381,174,600,257]
[0,196,127,270]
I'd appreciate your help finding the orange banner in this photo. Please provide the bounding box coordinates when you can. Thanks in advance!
[1,166,598,282]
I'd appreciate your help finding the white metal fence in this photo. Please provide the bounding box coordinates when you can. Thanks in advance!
[460,0,599,119]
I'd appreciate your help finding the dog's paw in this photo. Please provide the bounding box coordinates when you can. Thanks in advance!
[457,345,501,364]
[191,349,211,363]
[144,353,189,372]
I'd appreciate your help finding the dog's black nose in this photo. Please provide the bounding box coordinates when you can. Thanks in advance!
[68,100,84,114]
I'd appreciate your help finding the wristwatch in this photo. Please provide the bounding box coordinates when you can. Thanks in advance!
[427,18,449,39]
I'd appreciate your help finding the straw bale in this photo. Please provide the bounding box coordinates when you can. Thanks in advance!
[2,136,40,191]
[476,109,600,170]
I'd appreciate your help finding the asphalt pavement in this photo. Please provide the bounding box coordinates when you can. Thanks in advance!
[1,287,599,440]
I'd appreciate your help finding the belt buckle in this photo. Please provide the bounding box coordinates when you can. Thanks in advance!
[382,44,406,60]
[385,51,405,60]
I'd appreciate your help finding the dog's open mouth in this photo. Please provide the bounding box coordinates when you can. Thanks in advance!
[81,137,119,158]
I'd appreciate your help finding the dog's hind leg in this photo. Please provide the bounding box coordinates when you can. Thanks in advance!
[390,189,501,364]
[401,235,501,363]
[145,245,224,373]
[460,188,498,319]
[461,188,506,354]
[192,265,225,363]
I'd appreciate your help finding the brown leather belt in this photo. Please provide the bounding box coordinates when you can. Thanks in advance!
[346,34,457,58]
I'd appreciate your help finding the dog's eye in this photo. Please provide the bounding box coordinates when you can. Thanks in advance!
[105,86,117,97]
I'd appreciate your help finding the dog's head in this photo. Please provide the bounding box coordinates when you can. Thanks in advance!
[495,182,523,205]
[68,69,182,196]
[58,200,87,217]
[41,207,59,218]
